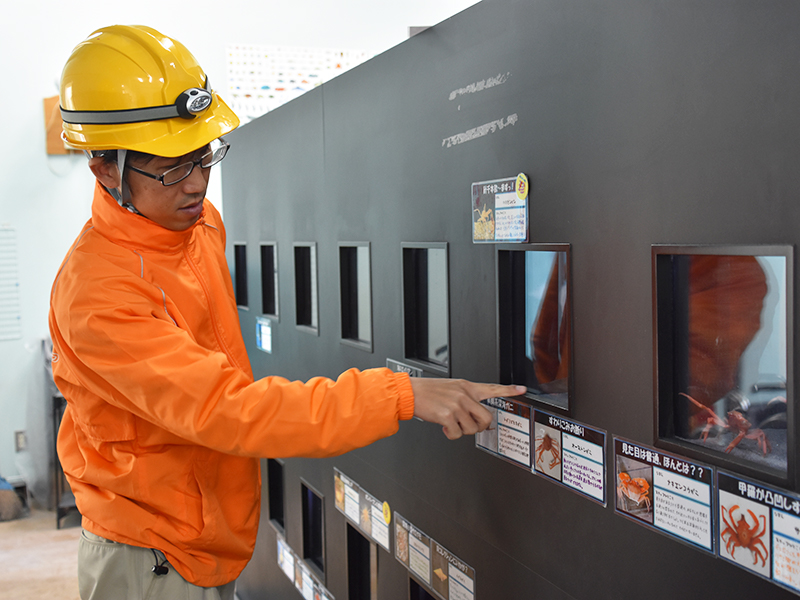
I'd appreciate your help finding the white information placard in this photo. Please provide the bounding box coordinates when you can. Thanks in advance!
[719,470,800,594]
[471,175,529,243]
[476,397,531,469]
[533,411,606,505]
[614,438,714,553]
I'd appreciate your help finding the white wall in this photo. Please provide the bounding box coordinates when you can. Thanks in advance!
[0,0,478,491]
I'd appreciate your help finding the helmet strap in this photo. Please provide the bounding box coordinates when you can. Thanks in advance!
[103,149,141,215]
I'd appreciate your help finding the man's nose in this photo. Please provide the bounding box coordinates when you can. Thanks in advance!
[182,162,209,192]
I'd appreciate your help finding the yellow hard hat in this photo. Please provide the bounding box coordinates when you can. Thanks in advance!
[60,25,239,157]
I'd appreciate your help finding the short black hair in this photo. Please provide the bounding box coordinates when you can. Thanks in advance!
[93,149,155,165]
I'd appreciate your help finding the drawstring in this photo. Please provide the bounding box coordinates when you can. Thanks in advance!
[150,549,169,576]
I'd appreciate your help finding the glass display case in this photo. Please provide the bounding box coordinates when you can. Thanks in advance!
[653,245,793,483]
[498,244,572,411]
[402,242,450,375]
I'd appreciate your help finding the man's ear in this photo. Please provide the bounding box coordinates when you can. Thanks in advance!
[88,156,121,189]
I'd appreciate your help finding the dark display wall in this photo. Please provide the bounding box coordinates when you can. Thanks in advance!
[220,1,800,598]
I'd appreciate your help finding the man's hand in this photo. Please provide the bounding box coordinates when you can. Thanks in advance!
[409,378,526,440]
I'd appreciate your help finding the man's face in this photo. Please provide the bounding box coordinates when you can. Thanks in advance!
[126,147,211,231]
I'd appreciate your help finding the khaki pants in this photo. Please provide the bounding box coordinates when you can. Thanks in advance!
[78,530,236,600]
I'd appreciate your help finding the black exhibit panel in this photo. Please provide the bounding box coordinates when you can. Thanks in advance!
[654,245,794,486]
[409,578,436,600]
[294,242,318,334]
[301,481,325,577]
[233,243,248,308]
[339,242,372,351]
[267,459,285,533]
[497,244,572,411]
[260,242,279,318]
[402,243,450,376]
[346,523,376,600]
[221,1,800,600]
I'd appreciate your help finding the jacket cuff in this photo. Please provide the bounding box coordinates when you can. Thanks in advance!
[392,372,415,420]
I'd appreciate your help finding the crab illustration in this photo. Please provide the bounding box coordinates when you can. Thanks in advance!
[680,393,772,456]
[617,472,651,513]
[721,504,768,567]
[535,431,561,470]
[473,204,494,239]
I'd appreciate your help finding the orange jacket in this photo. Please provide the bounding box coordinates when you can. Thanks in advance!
[49,182,415,586]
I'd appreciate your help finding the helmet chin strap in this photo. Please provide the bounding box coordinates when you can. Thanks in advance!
[89,149,142,215]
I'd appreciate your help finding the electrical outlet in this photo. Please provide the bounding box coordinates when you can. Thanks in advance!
[14,430,26,453]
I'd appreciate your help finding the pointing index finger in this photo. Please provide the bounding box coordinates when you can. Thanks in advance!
[472,383,527,401]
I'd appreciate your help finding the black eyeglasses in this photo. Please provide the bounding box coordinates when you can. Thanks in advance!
[127,138,230,186]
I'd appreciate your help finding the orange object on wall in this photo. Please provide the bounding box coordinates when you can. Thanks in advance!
[43,95,76,155]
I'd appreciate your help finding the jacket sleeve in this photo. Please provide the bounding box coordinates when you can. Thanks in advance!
[50,262,415,459]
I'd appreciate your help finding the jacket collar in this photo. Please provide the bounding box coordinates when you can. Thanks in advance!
[91,181,205,252]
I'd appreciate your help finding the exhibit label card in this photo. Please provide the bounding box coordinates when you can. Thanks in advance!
[533,410,606,505]
[614,438,714,553]
[365,491,390,551]
[277,532,336,599]
[475,397,531,469]
[395,513,477,600]
[408,522,433,585]
[386,358,423,378]
[334,469,360,524]
[395,514,412,568]
[432,542,476,600]
[297,562,314,599]
[718,471,800,594]
[277,534,295,581]
[334,468,391,552]
[255,316,273,353]
[471,174,529,243]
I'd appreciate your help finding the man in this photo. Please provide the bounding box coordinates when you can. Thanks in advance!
[50,25,523,600]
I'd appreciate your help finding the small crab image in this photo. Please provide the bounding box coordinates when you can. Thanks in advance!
[617,472,651,513]
[534,431,561,470]
[473,204,494,240]
[721,504,768,567]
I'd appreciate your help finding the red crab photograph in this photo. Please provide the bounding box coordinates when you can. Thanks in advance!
[616,456,654,524]
[534,424,562,480]
[718,490,771,578]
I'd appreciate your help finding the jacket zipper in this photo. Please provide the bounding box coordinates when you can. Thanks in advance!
[183,246,243,372]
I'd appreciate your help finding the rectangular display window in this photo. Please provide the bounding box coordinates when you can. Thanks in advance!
[233,243,248,308]
[409,578,436,600]
[267,459,285,532]
[339,243,373,351]
[402,242,450,375]
[347,523,377,600]
[301,480,325,577]
[653,245,793,484]
[294,242,319,334]
[260,242,279,318]
[497,244,572,411]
